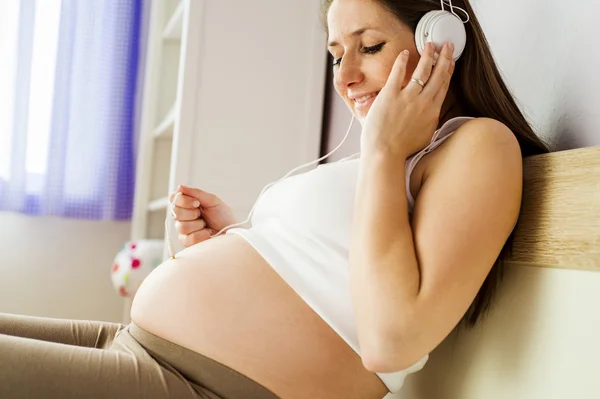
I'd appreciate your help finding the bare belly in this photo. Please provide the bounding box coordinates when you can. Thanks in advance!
[130,234,388,399]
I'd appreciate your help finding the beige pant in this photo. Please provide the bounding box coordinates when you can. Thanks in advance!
[0,312,280,399]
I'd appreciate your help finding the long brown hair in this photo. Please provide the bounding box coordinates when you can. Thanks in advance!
[322,0,551,329]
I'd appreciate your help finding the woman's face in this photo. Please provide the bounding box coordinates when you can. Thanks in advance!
[327,0,420,123]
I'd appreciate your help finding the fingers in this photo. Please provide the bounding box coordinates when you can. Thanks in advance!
[171,205,201,221]
[385,49,410,93]
[174,210,210,248]
[423,42,456,101]
[175,218,207,235]
[169,191,201,220]
[168,185,217,248]
[178,185,219,207]
[404,42,436,96]
[432,50,456,107]
[169,191,200,209]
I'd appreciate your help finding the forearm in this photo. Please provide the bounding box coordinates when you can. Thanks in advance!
[349,150,422,367]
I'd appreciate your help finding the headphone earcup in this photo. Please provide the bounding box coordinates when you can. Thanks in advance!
[415,10,466,61]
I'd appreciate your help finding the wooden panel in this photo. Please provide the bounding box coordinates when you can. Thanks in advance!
[504,146,600,271]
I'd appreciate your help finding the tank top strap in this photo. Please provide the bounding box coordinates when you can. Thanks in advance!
[405,116,476,210]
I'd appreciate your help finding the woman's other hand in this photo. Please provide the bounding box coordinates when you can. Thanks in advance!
[169,185,239,247]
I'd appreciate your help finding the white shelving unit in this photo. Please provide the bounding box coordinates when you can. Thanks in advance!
[126,0,204,323]
[162,2,184,41]
[152,104,175,140]
[131,0,203,240]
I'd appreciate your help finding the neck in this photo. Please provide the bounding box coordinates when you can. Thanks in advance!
[437,88,464,129]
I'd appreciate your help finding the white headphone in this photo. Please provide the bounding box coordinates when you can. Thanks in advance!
[415,0,469,61]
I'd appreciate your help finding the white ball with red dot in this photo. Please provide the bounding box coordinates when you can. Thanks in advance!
[110,240,165,297]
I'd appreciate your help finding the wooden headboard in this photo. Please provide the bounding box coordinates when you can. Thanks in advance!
[504,146,600,272]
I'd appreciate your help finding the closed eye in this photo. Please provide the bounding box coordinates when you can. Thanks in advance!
[332,42,386,68]
[363,42,386,55]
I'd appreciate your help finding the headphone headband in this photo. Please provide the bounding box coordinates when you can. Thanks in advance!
[440,0,470,23]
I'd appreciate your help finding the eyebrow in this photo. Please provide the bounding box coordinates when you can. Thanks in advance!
[327,27,377,48]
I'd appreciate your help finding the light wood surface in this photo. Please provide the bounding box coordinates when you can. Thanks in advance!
[504,145,600,271]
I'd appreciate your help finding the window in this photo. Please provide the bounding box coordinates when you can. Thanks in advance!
[0,1,19,182]
[0,0,62,190]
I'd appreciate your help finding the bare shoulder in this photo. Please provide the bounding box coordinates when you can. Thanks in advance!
[411,118,523,205]
[421,117,522,193]
[455,117,520,150]
[432,117,521,168]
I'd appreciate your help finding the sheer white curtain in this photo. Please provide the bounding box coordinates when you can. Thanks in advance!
[0,0,143,220]
[0,0,61,199]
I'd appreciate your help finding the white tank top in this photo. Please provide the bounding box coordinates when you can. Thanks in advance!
[226,116,475,393]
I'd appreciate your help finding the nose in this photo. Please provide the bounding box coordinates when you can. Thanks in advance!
[335,54,364,89]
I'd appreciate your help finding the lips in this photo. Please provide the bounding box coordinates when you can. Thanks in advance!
[353,92,378,104]
[350,91,379,113]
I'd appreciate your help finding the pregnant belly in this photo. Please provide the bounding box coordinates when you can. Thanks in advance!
[130,234,387,399]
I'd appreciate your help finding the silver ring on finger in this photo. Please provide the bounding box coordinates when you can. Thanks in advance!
[410,77,425,88]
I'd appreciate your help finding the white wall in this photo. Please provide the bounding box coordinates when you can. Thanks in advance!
[180,0,328,221]
[0,212,128,322]
[468,0,600,151]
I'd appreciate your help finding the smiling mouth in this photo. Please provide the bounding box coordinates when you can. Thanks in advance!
[353,92,379,104]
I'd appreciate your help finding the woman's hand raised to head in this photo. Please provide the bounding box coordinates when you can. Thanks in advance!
[169,185,239,247]
[361,41,457,159]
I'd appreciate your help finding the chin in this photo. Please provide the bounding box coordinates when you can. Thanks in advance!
[352,109,368,125]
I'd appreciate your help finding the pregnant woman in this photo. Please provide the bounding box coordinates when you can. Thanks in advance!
[1,1,549,398]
